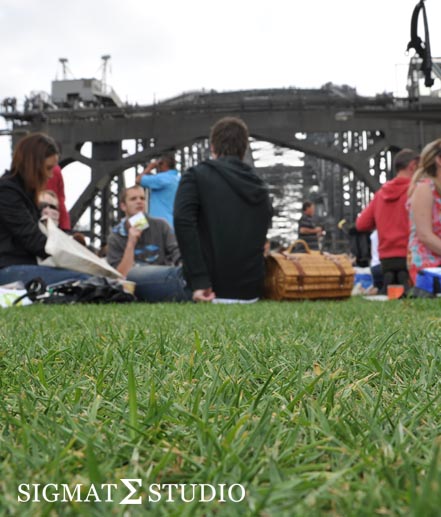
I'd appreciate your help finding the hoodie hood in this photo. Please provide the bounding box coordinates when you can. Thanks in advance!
[202,156,269,205]
[378,176,411,202]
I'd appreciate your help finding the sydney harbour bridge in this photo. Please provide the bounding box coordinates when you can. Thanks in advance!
[2,1,441,251]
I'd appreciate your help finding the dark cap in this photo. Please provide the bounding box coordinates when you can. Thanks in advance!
[394,149,420,172]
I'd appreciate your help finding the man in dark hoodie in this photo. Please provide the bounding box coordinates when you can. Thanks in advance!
[174,117,273,302]
[356,148,419,291]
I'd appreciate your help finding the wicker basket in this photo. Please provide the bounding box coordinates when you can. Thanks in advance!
[264,240,354,300]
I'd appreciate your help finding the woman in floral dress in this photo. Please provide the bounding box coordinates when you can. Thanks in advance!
[408,138,441,284]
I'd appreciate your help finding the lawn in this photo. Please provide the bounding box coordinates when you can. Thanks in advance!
[1,298,441,516]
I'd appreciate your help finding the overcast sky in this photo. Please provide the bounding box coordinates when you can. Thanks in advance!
[1,0,440,206]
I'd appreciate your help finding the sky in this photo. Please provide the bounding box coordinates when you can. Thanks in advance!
[1,0,441,208]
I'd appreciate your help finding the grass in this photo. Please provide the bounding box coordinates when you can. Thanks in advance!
[1,297,441,516]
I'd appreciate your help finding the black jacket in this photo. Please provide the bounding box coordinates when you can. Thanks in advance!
[0,171,48,268]
[174,156,272,299]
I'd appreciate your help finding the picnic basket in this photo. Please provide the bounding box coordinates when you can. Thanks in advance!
[264,240,354,300]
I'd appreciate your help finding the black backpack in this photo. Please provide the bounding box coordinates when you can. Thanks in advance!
[348,225,371,268]
[14,276,136,305]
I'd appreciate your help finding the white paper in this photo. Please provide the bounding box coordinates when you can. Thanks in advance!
[38,219,122,279]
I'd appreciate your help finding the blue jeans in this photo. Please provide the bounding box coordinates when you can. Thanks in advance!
[0,265,90,287]
[127,265,192,302]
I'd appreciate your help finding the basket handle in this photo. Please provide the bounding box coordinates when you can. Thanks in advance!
[325,255,346,287]
[286,239,312,254]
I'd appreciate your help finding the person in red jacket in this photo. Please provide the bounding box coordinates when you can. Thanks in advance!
[356,149,419,291]
[45,165,71,230]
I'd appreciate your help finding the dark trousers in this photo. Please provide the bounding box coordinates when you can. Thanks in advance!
[370,264,384,291]
[380,257,409,293]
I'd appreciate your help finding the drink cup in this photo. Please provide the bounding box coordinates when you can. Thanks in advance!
[387,284,404,300]
[128,212,149,231]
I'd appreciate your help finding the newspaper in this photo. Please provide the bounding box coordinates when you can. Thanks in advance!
[38,218,122,279]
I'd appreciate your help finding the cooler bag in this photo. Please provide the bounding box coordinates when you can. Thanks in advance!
[264,240,354,300]
[415,267,441,295]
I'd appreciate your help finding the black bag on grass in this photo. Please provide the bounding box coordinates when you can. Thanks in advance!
[15,276,135,305]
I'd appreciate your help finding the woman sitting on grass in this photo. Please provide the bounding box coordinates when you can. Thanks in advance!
[0,133,88,286]
[408,138,441,284]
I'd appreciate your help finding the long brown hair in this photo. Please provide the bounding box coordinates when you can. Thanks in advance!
[10,133,59,201]
[409,138,441,197]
